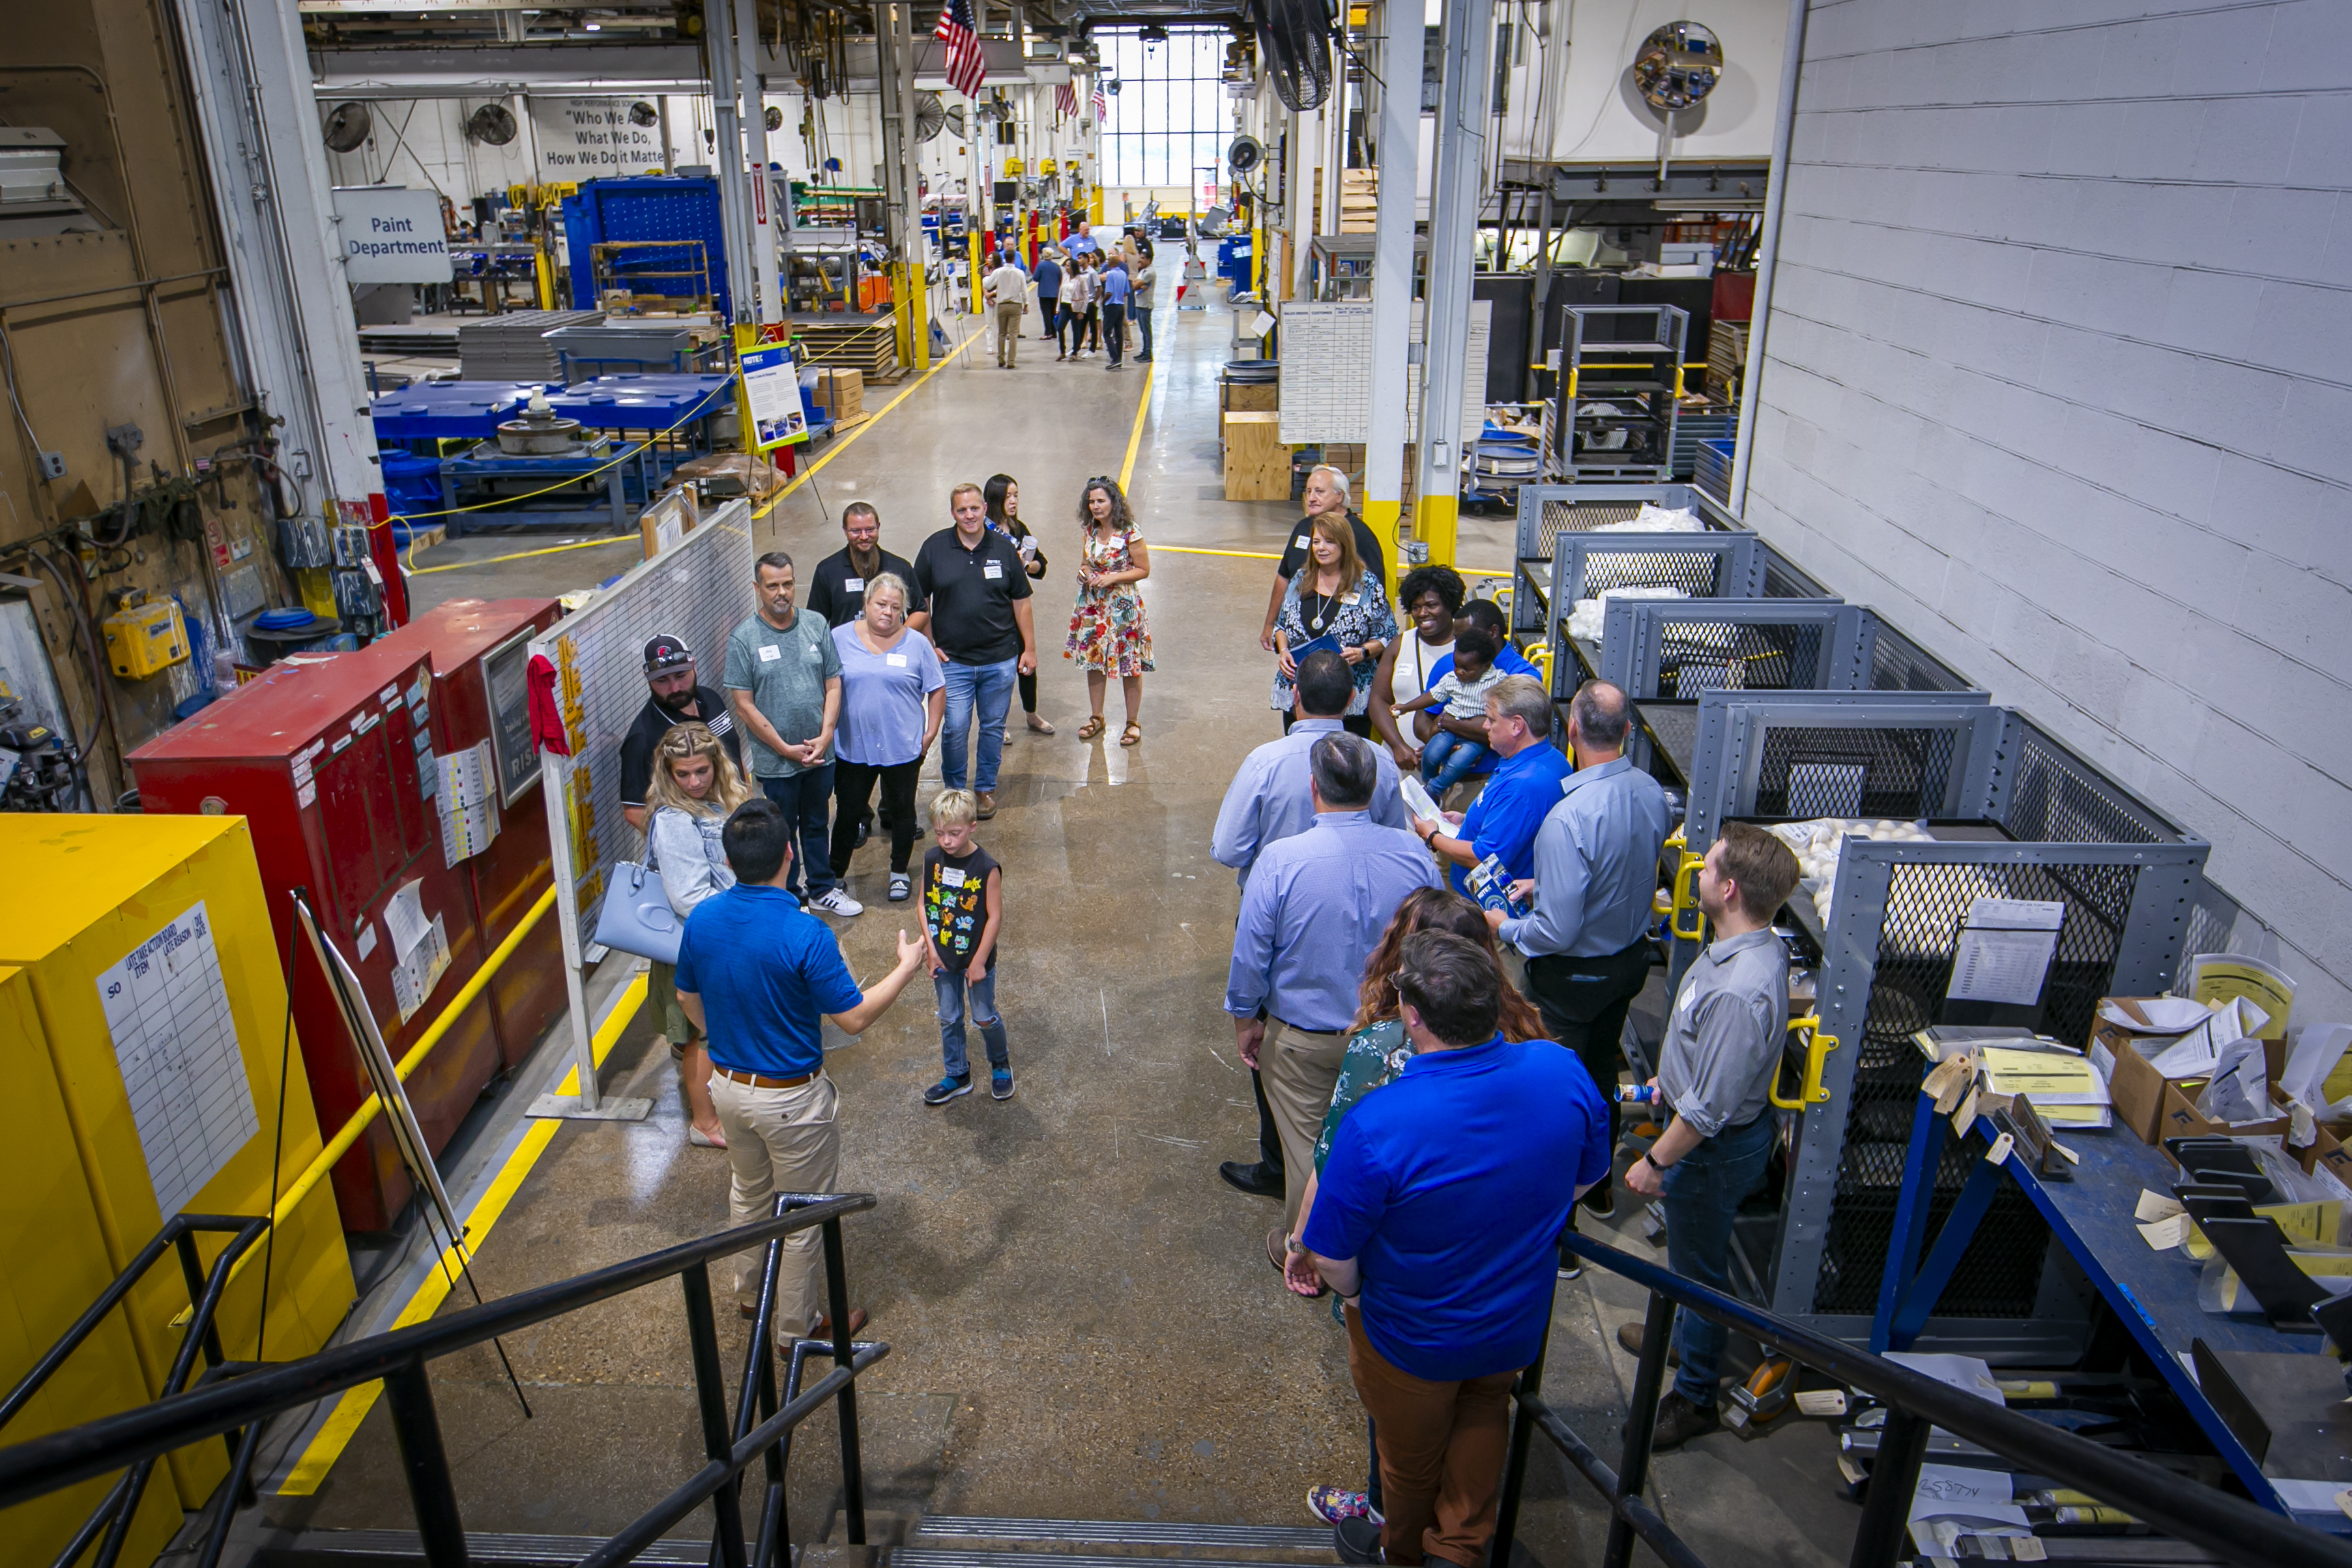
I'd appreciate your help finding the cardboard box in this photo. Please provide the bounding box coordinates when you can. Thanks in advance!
[2092,996,2292,1146]
[815,367,864,421]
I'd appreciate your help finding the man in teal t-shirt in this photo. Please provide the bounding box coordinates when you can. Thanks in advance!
[725,550,859,916]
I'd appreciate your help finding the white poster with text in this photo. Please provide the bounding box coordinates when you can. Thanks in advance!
[530,97,665,181]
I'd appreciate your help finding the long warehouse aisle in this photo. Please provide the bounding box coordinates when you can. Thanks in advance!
[263,279,1849,1568]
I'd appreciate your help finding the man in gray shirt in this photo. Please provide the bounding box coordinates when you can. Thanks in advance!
[1619,822,1800,1449]
[726,551,861,918]
[1488,680,1673,1215]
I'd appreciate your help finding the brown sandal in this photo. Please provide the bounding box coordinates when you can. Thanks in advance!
[1119,721,1143,747]
[1077,716,1107,740]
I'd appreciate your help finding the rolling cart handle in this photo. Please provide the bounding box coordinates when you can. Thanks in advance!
[1668,843,1708,942]
[1769,1014,1839,1109]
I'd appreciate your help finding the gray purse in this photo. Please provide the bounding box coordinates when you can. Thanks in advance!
[590,858,683,965]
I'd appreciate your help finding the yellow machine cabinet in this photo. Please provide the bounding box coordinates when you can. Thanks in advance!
[0,965,184,1567]
[0,817,355,1512]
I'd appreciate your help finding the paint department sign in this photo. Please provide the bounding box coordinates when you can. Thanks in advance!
[330,186,452,283]
[529,97,665,180]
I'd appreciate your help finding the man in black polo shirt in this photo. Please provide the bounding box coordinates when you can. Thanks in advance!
[805,501,926,629]
[1260,465,1387,652]
[620,633,742,834]
[908,481,1036,821]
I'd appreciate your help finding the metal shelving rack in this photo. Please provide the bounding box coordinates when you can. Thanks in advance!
[1553,303,1688,482]
[1665,686,2210,1360]
[1508,479,1737,635]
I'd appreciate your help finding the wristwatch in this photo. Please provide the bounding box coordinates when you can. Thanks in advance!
[1636,1152,1670,1177]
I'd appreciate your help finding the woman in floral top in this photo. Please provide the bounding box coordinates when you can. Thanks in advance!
[1270,510,1397,733]
[1064,476,1154,746]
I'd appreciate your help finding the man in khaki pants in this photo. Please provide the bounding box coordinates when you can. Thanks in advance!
[983,252,1030,369]
[676,798,926,1337]
[1225,734,1440,1274]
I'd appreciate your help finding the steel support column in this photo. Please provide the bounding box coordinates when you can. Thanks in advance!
[171,0,383,553]
[1412,0,1497,567]
[1360,0,1419,584]
[735,0,780,322]
[704,0,757,324]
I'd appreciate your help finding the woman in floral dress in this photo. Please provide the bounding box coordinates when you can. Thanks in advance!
[1064,476,1154,745]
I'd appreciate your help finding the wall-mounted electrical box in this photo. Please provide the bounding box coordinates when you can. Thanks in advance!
[101,594,190,680]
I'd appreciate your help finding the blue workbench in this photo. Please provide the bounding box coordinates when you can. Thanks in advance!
[540,373,735,431]
[1875,1084,2338,1514]
[369,381,540,443]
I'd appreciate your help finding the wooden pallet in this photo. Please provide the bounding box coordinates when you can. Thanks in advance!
[399,523,448,557]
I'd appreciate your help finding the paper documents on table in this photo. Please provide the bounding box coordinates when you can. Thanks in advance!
[1982,1046,2113,1127]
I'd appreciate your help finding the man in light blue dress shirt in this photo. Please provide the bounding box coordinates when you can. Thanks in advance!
[1488,680,1673,1219]
[1212,650,1406,890]
[1227,733,1440,1252]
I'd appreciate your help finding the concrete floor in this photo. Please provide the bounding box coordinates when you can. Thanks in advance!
[268,279,1858,1567]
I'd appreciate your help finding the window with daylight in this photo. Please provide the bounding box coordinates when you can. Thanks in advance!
[1098,29,1230,191]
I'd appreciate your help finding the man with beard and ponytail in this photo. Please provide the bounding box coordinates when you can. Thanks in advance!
[622,633,743,834]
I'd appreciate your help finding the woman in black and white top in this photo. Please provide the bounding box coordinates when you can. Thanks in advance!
[985,472,1053,736]
[1270,510,1397,736]
[645,722,751,1148]
[1369,564,1468,770]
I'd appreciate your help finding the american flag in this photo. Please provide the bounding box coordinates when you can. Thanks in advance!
[1092,74,1108,121]
[1055,81,1079,120]
[934,0,986,99]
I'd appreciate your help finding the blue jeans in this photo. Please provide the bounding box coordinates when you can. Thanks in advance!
[1662,1111,1777,1407]
[1134,306,1154,359]
[760,765,837,896]
[940,656,1018,792]
[1421,729,1492,794]
[934,967,1008,1079]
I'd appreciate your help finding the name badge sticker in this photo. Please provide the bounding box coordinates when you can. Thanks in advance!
[886,654,908,667]
[1293,534,1310,549]
[844,577,865,592]
[1341,592,1360,607]
[982,561,1003,580]
[942,866,967,887]
[759,644,781,662]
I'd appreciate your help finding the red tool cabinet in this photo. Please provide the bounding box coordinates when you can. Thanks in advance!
[368,598,567,1070]
[127,642,502,1232]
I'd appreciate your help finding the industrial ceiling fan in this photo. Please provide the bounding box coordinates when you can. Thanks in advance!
[465,102,519,147]
[322,101,373,153]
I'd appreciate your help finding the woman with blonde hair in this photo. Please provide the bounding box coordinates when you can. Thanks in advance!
[830,570,946,904]
[1065,475,1154,744]
[1270,508,1395,736]
[646,721,752,1148]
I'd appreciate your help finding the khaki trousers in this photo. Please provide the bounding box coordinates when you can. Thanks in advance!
[994,300,1024,365]
[1346,1306,1522,1567]
[710,1071,841,1338]
[1259,1018,1350,1229]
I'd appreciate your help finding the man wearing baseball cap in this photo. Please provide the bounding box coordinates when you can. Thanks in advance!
[621,633,743,834]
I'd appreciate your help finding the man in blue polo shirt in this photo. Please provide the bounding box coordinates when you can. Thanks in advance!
[675,798,927,1341]
[1406,675,1569,915]
[1302,930,1608,1568]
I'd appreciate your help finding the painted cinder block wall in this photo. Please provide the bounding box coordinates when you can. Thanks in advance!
[1743,0,2352,1022]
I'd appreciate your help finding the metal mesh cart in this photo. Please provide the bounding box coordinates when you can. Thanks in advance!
[1668,688,2211,1360]
[1509,480,1738,635]
[1567,597,1878,781]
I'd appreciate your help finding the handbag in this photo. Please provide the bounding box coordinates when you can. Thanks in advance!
[590,860,683,965]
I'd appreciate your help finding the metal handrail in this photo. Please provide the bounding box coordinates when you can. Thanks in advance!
[1490,1231,2352,1568]
[0,1213,268,1568]
[0,1195,884,1568]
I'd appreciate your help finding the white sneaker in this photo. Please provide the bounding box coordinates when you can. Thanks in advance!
[810,888,864,917]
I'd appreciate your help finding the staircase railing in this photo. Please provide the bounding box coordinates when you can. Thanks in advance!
[0,1193,882,1568]
[0,1213,269,1568]
[1489,1230,2352,1568]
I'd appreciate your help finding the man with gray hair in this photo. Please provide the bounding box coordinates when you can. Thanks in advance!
[1227,733,1439,1263]
[1409,674,1571,938]
[1488,678,1672,1227]
[1260,465,1389,652]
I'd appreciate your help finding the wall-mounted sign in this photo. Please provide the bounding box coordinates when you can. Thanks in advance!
[528,96,665,181]
[331,186,452,284]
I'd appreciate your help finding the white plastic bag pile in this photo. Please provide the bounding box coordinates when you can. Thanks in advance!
[1765,818,1938,927]
[1566,585,1687,645]
[1594,503,1706,533]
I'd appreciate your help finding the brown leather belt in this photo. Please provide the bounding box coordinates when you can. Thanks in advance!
[715,1067,818,1090]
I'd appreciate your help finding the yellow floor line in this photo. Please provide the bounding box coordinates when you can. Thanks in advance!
[278,974,648,1496]
[1118,364,1155,492]
[411,534,637,576]
[753,326,985,523]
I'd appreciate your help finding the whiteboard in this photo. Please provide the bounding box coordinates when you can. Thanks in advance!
[1278,299,1492,454]
[96,902,257,1217]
